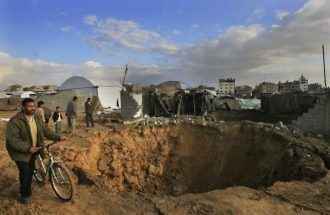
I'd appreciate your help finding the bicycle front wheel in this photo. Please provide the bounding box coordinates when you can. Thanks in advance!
[34,155,45,183]
[49,163,76,201]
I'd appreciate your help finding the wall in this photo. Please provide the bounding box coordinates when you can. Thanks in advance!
[121,91,142,119]
[291,95,329,135]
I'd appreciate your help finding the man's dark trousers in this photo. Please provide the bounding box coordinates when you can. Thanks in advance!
[15,154,35,198]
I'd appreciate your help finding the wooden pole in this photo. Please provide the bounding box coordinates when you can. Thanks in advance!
[323,45,327,88]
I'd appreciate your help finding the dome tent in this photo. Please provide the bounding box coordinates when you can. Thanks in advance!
[59,76,122,109]
[11,91,37,98]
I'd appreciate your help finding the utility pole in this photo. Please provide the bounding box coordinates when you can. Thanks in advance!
[322,45,327,88]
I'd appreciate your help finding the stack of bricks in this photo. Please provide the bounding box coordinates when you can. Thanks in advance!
[292,104,326,134]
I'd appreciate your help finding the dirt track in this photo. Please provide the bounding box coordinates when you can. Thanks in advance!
[1,110,330,214]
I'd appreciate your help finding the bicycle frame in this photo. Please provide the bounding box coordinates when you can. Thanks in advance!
[36,142,60,181]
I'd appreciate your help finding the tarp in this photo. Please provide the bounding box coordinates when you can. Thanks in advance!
[59,76,122,109]
[261,92,318,115]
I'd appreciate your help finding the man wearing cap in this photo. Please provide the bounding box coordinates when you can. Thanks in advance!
[65,96,78,133]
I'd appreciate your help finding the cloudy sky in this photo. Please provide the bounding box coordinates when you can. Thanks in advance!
[0,0,329,90]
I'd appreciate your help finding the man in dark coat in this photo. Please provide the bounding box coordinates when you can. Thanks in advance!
[84,98,95,127]
[6,98,67,204]
[65,96,78,133]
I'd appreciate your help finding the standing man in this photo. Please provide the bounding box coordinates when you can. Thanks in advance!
[65,96,78,133]
[84,98,95,127]
[5,98,67,204]
[35,101,45,123]
[43,106,52,126]
[52,106,63,134]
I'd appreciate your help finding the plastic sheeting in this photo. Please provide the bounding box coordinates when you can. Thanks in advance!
[59,76,122,109]
[261,93,318,115]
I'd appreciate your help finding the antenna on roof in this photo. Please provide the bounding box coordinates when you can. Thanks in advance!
[322,45,327,88]
[122,64,128,91]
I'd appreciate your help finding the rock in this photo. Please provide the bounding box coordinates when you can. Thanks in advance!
[282,126,292,135]
[265,128,272,132]
[276,121,284,129]
[316,134,324,138]
[307,133,314,138]
[257,122,264,127]
[273,126,281,132]
[263,123,274,128]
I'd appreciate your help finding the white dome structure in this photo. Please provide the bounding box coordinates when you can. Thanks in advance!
[11,91,37,98]
[59,76,122,109]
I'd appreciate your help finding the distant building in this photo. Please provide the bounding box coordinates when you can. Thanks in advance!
[123,83,143,93]
[299,74,308,91]
[308,83,323,94]
[235,85,252,98]
[278,81,300,93]
[218,78,235,95]
[278,74,308,93]
[44,85,59,91]
[258,82,278,94]
[6,85,23,92]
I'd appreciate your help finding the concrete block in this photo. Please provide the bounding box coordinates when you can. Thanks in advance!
[314,104,326,110]
[308,109,318,114]
[292,121,302,126]
[314,113,325,119]
[307,118,318,123]
[297,116,308,123]
[303,113,314,118]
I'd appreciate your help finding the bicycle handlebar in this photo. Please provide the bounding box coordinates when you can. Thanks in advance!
[46,141,60,152]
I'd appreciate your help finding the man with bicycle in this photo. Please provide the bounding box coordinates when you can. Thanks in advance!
[5,98,67,204]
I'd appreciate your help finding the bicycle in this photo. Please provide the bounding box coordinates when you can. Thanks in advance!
[33,141,76,202]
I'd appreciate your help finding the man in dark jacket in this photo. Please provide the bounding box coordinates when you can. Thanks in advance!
[5,98,67,204]
[52,106,63,134]
[65,96,78,133]
[84,98,95,127]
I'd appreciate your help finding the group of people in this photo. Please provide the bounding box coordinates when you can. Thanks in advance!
[31,96,95,134]
[5,96,95,204]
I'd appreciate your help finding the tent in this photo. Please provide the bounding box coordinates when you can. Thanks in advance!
[0,92,10,98]
[11,91,37,98]
[59,76,122,109]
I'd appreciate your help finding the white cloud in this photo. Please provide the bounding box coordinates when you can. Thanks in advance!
[84,61,101,68]
[84,14,98,25]
[275,10,291,21]
[176,0,330,87]
[191,24,200,29]
[59,11,68,16]
[172,30,181,35]
[61,26,73,32]
[246,8,265,23]
[83,17,179,54]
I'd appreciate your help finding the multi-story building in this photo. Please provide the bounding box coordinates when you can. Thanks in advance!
[235,85,252,98]
[308,83,323,94]
[218,78,235,95]
[299,74,308,91]
[44,85,59,91]
[258,82,278,94]
[30,85,44,92]
[6,85,23,92]
[278,80,300,93]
